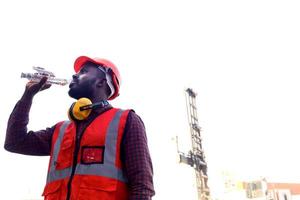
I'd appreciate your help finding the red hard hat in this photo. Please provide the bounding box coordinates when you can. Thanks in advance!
[74,56,121,100]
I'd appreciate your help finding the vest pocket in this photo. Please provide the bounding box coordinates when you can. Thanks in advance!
[56,138,74,170]
[77,176,117,200]
[42,180,62,200]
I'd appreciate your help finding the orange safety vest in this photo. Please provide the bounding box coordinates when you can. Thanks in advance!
[42,108,130,200]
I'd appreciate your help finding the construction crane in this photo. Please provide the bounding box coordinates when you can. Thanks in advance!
[177,88,210,200]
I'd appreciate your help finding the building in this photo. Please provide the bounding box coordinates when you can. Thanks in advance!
[244,179,300,200]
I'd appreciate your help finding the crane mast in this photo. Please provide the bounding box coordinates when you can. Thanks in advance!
[178,88,210,200]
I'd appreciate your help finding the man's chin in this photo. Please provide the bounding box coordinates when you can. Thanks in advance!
[68,90,80,100]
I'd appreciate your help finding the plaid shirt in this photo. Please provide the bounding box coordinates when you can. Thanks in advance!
[5,96,155,200]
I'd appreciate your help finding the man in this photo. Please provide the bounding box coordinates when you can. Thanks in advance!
[5,56,155,200]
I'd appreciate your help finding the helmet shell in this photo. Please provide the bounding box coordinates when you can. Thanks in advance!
[74,56,121,100]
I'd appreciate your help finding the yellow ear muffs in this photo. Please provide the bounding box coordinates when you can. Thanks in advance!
[68,97,93,121]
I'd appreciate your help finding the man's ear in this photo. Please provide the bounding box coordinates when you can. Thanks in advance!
[96,78,107,88]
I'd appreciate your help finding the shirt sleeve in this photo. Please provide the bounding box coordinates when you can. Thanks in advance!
[4,95,54,156]
[121,111,155,200]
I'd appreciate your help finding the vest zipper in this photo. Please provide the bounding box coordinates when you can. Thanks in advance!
[65,107,112,200]
[66,128,84,200]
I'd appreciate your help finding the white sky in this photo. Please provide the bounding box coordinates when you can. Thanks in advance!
[1,0,300,199]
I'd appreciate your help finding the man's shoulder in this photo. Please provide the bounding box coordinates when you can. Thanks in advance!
[110,107,142,120]
[53,120,71,129]
[111,107,135,115]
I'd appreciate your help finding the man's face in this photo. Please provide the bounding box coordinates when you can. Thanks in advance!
[68,63,105,100]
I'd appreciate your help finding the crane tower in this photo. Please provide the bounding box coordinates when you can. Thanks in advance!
[178,88,210,200]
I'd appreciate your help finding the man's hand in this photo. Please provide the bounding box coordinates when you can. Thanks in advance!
[24,76,52,98]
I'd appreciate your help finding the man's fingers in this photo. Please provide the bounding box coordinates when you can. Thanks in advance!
[41,83,52,91]
[39,76,48,87]
[25,76,52,93]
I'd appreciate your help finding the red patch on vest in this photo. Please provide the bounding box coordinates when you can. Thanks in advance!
[81,146,105,164]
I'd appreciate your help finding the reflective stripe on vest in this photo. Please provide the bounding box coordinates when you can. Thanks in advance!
[47,121,71,183]
[46,109,128,184]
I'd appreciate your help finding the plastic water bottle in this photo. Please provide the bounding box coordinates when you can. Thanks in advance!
[21,66,70,86]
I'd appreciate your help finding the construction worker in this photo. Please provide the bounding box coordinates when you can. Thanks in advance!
[4,56,155,200]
